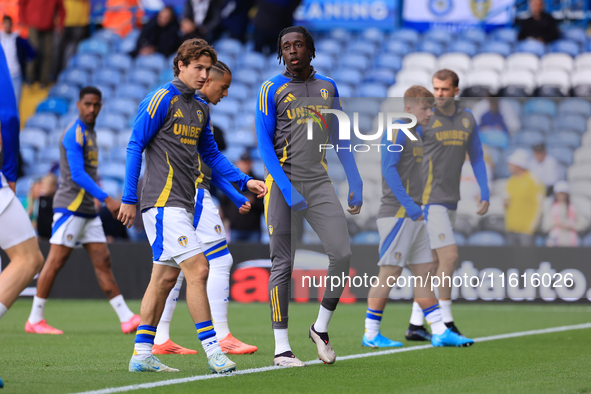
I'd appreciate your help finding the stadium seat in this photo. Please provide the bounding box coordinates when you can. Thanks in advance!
[570,180,591,200]
[233,69,261,86]
[437,53,471,74]
[338,84,355,97]
[329,28,352,43]
[134,54,167,73]
[20,128,48,150]
[158,68,174,84]
[549,39,579,57]
[402,52,437,73]
[348,40,378,57]
[515,39,546,57]
[523,98,557,117]
[558,98,591,118]
[352,231,380,244]
[26,113,58,133]
[231,130,256,147]
[117,131,132,148]
[478,215,505,233]
[37,98,69,116]
[78,39,110,56]
[506,53,539,73]
[68,53,101,73]
[93,29,122,47]
[49,83,79,102]
[119,31,139,54]
[583,233,591,247]
[500,70,536,96]
[333,69,363,85]
[214,98,241,117]
[424,29,454,44]
[59,69,91,88]
[210,115,233,133]
[561,28,587,47]
[213,38,242,55]
[99,161,125,183]
[481,41,512,57]
[39,147,61,162]
[417,40,444,56]
[491,27,519,44]
[115,84,147,101]
[312,53,334,71]
[571,70,591,97]
[384,40,411,57]
[127,69,157,88]
[490,178,507,196]
[464,70,501,95]
[513,129,545,148]
[100,179,122,198]
[95,114,127,133]
[93,69,124,89]
[560,114,587,134]
[548,147,574,166]
[540,53,574,73]
[104,98,139,118]
[239,52,267,71]
[374,54,402,72]
[364,68,396,85]
[479,130,508,148]
[454,232,467,246]
[395,69,431,87]
[568,163,591,182]
[95,129,116,150]
[471,53,505,73]
[521,113,552,134]
[460,29,486,45]
[362,28,386,44]
[103,53,133,73]
[535,69,570,97]
[546,131,581,149]
[340,54,370,71]
[467,231,506,246]
[317,39,341,57]
[15,175,36,198]
[582,132,591,146]
[573,146,591,164]
[20,146,36,167]
[447,41,478,57]
[390,29,420,45]
[574,53,591,70]
[453,214,475,236]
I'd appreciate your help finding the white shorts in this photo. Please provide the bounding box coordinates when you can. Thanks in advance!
[0,187,36,249]
[143,207,202,268]
[424,204,457,249]
[194,189,226,245]
[377,217,432,267]
[49,210,107,248]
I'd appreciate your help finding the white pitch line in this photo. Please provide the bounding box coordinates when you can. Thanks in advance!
[73,322,591,394]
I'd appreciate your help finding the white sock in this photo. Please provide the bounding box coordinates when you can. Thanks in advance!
[206,248,232,340]
[364,318,380,340]
[28,296,47,324]
[439,299,453,323]
[133,343,152,360]
[409,301,425,326]
[0,302,7,320]
[109,294,135,323]
[424,307,446,335]
[274,328,291,355]
[155,272,184,345]
[314,305,334,333]
[201,336,221,358]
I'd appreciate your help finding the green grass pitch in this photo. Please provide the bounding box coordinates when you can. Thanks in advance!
[1,300,591,393]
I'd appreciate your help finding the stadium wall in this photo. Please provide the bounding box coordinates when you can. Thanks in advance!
[2,243,589,303]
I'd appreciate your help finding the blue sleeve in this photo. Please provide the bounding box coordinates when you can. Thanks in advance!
[62,127,108,201]
[328,81,363,207]
[382,131,423,220]
[255,81,306,210]
[466,115,490,202]
[198,115,251,191]
[0,45,19,183]
[122,89,171,204]
[210,170,248,208]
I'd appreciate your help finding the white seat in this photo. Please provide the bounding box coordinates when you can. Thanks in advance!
[501,70,536,95]
[574,53,591,70]
[386,83,413,98]
[536,69,570,96]
[402,52,437,74]
[95,129,116,150]
[395,69,431,87]
[573,146,591,164]
[570,181,591,200]
[491,178,507,196]
[471,53,505,73]
[506,53,540,73]
[582,132,591,146]
[572,69,591,87]
[540,53,574,73]
[465,70,501,93]
[437,53,471,74]
[568,163,591,182]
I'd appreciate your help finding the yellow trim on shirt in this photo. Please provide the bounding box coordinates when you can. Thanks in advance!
[155,152,174,207]
[264,174,273,227]
[422,157,433,205]
[67,188,86,211]
[395,179,410,218]
[205,244,228,257]
[148,89,169,118]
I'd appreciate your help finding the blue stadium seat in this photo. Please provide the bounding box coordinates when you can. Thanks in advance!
[548,147,574,166]
[92,84,113,101]
[374,54,402,72]
[494,150,511,179]
[127,69,157,88]
[352,231,380,244]
[239,52,267,71]
[561,28,587,47]
[115,84,147,101]
[233,69,261,86]
[479,130,509,149]
[95,114,127,133]
[460,29,486,44]
[362,28,386,44]
[103,53,133,73]
[15,175,35,198]
[119,31,139,54]
[211,115,232,132]
[231,130,256,146]
[337,84,355,97]
[333,69,363,85]
[316,39,341,56]
[491,27,519,44]
[49,83,79,102]
[135,54,167,72]
[117,131,132,148]
[39,147,61,162]
[48,129,65,147]
[103,98,139,118]
[93,29,122,46]
[96,129,117,150]
[227,83,252,102]
[481,41,512,57]
[364,69,396,85]
[214,98,240,117]
[418,40,444,56]
[546,131,581,149]
[68,53,101,73]
[99,162,125,183]
[109,147,127,163]
[20,146,36,167]
[20,128,48,150]
[390,29,420,45]
[582,232,591,247]
[100,179,122,198]
[159,68,174,84]
[454,231,467,246]
[521,113,553,134]
[37,98,69,116]
[558,98,591,118]
[358,83,387,98]
[348,40,378,57]
[93,69,124,88]
[550,39,580,57]
[560,114,587,134]
[27,161,53,176]
[58,69,91,88]
[26,113,58,133]
[340,54,370,71]
[424,29,454,44]
[77,39,110,56]
[513,129,545,148]
[516,39,546,57]
[448,40,478,57]
[233,113,255,130]
[329,28,352,43]
[384,41,411,57]
[214,38,242,55]
[312,54,334,71]
[523,98,557,117]
[467,231,506,246]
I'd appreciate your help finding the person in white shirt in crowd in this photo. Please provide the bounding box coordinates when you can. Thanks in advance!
[529,143,564,196]
[0,16,35,103]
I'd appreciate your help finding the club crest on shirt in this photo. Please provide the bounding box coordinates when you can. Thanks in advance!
[215,225,222,234]
[268,225,273,235]
[320,88,329,100]
[394,252,402,260]
[178,236,188,247]
[439,233,445,241]
[67,234,73,241]
[462,118,470,128]
[197,110,203,123]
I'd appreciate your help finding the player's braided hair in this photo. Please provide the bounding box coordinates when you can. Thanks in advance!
[276,26,315,65]
[210,60,232,77]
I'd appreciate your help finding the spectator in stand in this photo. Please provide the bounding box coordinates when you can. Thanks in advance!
[52,0,90,80]
[529,143,563,195]
[180,0,223,43]
[132,6,181,58]
[36,173,58,239]
[18,0,65,87]
[517,0,559,43]
[252,0,301,54]
[546,181,579,247]
[479,97,508,134]
[102,0,143,37]
[0,15,34,103]
[504,149,546,247]
[220,152,264,242]
[221,0,255,43]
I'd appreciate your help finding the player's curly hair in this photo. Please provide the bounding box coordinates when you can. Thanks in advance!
[276,26,315,65]
[173,38,217,77]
